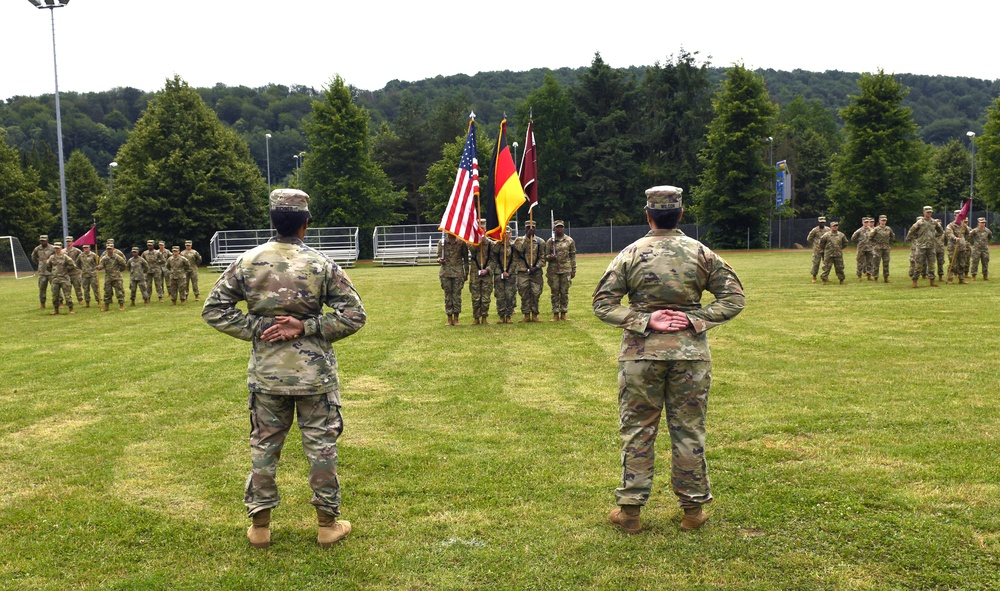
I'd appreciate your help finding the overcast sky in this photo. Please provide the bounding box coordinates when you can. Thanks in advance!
[2,1,998,101]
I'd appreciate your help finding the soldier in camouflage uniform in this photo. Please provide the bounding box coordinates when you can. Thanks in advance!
[203,189,365,550]
[100,240,128,311]
[468,219,494,325]
[546,220,576,321]
[182,240,203,300]
[79,244,100,307]
[437,232,469,326]
[906,216,925,280]
[44,242,78,315]
[593,185,745,533]
[933,219,946,281]
[869,215,895,282]
[141,240,165,302]
[127,246,151,305]
[819,221,849,284]
[155,241,170,301]
[806,217,829,283]
[513,220,546,322]
[491,229,518,324]
[969,217,992,280]
[165,246,192,304]
[64,236,84,303]
[851,217,875,281]
[30,235,55,309]
[908,206,943,288]
[945,212,972,284]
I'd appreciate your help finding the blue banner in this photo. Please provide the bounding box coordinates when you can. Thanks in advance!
[775,160,790,208]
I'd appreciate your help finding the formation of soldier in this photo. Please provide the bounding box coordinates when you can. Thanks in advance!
[30,234,203,313]
[437,218,576,325]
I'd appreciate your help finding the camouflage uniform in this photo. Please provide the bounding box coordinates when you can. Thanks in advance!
[851,221,875,279]
[64,239,84,302]
[45,245,77,312]
[934,220,946,279]
[30,237,55,306]
[202,189,366,520]
[165,249,192,303]
[819,226,849,282]
[513,231,546,318]
[155,244,170,298]
[141,242,165,300]
[907,212,943,285]
[128,249,151,304]
[592,185,745,512]
[806,220,829,279]
[969,219,992,279]
[546,225,576,316]
[78,248,100,304]
[437,235,469,319]
[945,219,972,282]
[869,219,895,280]
[182,242,203,299]
[491,235,518,320]
[100,246,128,307]
[468,237,494,323]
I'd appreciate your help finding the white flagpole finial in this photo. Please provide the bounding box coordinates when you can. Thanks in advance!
[469,111,476,120]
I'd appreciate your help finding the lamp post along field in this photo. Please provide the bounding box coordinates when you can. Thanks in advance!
[967,131,976,202]
[28,0,72,240]
[109,162,118,198]
[265,133,272,194]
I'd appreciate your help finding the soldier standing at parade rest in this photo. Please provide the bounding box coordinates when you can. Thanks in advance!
[165,246,192,305]
[806,217,829,283]
[593,185,745,533]
[141,240,165,302]
[906,216,923,280]
[100,240,128,311]
[127,246,151,305]
[869,215,895,282]
[945,211,972,284]
[491,229,518,324]
[79,244,100,307]
[155,241,170,301]
[819,221,849,284]
[546,220,576,321]
[181,240,203,301]
[437,232,469,326]
[969,217,992,280]
[203,188,366,550]
[933,218,946,281]
[512,220,546,322]
[64,236,84,304]
[851,218,875,281]
[31,235,55,309]
[44,242,77,315]
[908,206,943,288]
[468,219,494,325]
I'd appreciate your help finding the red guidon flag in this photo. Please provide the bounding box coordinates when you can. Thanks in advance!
[483,118,526,240]
[519,120,537,210]
[71,225,97,247]
[955,199,972,225]
[439,118,484,244]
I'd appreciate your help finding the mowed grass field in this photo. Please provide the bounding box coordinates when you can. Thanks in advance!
[1,247,998,591]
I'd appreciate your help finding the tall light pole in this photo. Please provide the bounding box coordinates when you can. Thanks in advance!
[966,131,976,201]
[298,151,305,186]
[264,133,272,194]
[293,154,300,187]
[28,0,72,240]
[108,162,118,198]
[767,136,774,248]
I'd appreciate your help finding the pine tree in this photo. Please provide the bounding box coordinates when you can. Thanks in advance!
[0,135,55,246]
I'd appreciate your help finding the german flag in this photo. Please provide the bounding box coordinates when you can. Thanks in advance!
[483,118,526,240]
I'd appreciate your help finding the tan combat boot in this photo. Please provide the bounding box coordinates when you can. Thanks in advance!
[247,509,271,549]
[472,317,480,325]
[40,302,46,309]
[551,313,559,322]
[560,312,567,321]
[519,314,530,323]
[970,276,976,281]
[884,277,890,283]
[680,506,709,530]
[102,303,110,311]
[857,276,862,282]
[49,306,59,316]
[867,273,873,281]
[317,509,351,548]
[445,315,452,326]
[85,301,90,308]
[929,277,939,287]
[959,278,966,284]
[531,313,539,322]
[811,275,817,283]
[984,276,990,281]
[119,303,125,311]
[130,300,136,306]
[609,505,641,534]
[912,279,919,288]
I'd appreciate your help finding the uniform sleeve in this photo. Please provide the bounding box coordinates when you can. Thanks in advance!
[201,260,271,342]
[685,255,745,335]
[569,239,577,272]
[301,264,367,343]
[462,243,470,277]
[592,255,650,335]
[195,251,202,266]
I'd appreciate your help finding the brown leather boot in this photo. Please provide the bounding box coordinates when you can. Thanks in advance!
[102,303,110,311]
[857,276,862,282]
[822,277,828,284]
[884,277,890,283]
[609,505,641,533]
[519,314,530,323]
[472,317,480,325]
[929,278,939,287]
[530,313,539,322]
[317,509,351,548]
[85,301,90,308]
[984,276,989,281]
[445,315,452,326]
[560,312,567,321]
[49,306,59,315]
[550,313,559,322]
[912,279,919,288]
[247,509,271,549]
[811,275,817,283]
[681,506,708,530]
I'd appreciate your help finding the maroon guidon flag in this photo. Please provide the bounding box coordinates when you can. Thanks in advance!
[519,120,537,210]
[71,225,97,247]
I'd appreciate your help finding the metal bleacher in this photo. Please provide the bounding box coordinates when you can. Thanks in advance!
[372,224,443,266]
[209,226,359,270]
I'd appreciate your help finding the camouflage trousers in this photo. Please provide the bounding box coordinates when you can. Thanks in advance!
[821,254,845,281]
[50,278,74,310]
[494,273,517,317]
[935,247,945,277]
[911,247,935,280]
[855,248,874,276]
[872,246,891,278]
[547,272,572,314]
[971,248,990,277]
[168,276,188,303]
[146,268,164,299]
[616,359,712,509]
[186,270,200,298]
[246,391,343,517]
[440,276,465,315]
[104,278,125,305]
[70,271,83,301]
[37,274,50,304]
[517,271,544,314]
[947,247,971,280]
[811,250,823,277]
[81,275,99,303]
[130,274,150,303]
[469,273,493,320]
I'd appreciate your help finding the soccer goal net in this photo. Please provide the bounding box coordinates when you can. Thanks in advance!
[0,236,36,279]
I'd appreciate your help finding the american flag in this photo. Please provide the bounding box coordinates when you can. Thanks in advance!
[439,119,484,244]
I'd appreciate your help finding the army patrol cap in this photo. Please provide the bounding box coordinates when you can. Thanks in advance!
[147,240,154,245]
[184,240,192,245]
[553,220,565,227]
[923,206,933,212]
[106,239,115,247]
[172,245,180,252]
[40,234,48,241]
[979,217,987,223]
[524,220,536,228]
[818,216,826,223]
[132,246,139,252]
[82,244,91,250]
[158,241,165,246]
[66,235,74,242]
[645,185,683,210]
[269,189,310,213]
[830,221,840,227]
[53,241,63,248]
[879,215,887,221]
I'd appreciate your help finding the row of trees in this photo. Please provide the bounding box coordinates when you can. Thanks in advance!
[2,54,1000,253]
